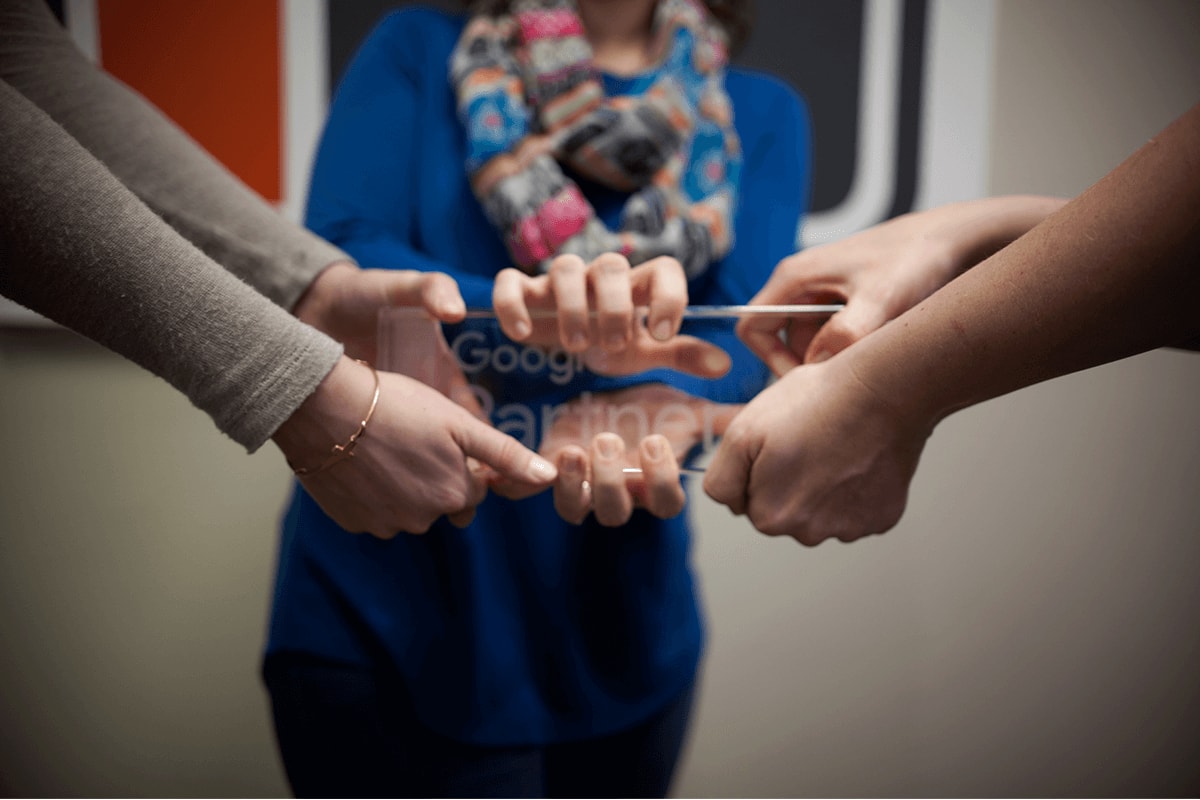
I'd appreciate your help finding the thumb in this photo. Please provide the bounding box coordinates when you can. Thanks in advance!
[805,295,891,363]
[668,338,733,378]
[454,411,558,486]
[702,430,756,516]
[383,271,466,322]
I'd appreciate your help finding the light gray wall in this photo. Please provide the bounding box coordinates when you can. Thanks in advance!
[1,0,1197,796]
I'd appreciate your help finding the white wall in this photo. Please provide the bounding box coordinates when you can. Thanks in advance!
[0,0,1197,795]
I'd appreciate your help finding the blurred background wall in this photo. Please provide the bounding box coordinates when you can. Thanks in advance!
[1,0,1198,795]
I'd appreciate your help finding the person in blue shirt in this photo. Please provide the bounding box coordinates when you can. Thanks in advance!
[263,1,809,795]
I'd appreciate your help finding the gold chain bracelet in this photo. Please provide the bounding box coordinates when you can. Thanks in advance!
[291,360,380,477]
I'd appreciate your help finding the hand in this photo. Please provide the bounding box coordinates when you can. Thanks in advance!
[293,261,466,363]
[497,384,740,526]
[740,213,964,376]
[703,357,932,546]
[741,198,1065,375]
[273,357,557,537]
[492,253,731,379]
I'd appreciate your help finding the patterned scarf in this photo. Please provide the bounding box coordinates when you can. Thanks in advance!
[450,0,741,277]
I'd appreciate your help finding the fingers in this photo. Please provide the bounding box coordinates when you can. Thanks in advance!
[632,256,687,342]
[803,296,892,363]
[590,433,634,526]
[453,409,559,486]
[702,422,758,516]
[498,254,689,359]
[587,252,635,351]
[736,314,797,376]
[549,254,591,351]
[553,447,592,525]
[738,250,843,374]
[586,334,731,378]
[737,312,829,375]
[661,337,730,377]
[493,267,541,341]
[445,507,477,528]
[385,270,466,321]
[550,433,690,526]
[298,460,478,539]
[637,435,685,519]
[446,467,489,528]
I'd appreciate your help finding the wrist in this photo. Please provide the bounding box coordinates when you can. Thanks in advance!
[935,195,1067,276]
[271,356,378,472]
[292,260,358,325]
[836,324,948,436]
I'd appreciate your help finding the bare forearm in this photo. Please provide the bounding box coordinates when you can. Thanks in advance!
[850,104,1200,423]
[934,194,1068,276]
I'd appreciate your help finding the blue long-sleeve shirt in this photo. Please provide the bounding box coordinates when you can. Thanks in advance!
[267,6,810,746]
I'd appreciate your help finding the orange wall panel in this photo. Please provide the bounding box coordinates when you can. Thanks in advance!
[98,0,283,201]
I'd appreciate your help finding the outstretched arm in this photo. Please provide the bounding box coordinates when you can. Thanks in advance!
[705,103,1200,544]
[0,79,555,537]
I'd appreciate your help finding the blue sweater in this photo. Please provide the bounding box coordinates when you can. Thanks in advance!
[267,6,810,746]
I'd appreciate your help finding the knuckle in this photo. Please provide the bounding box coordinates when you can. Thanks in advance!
[417,482,470,522]
[722,417,750,447]
[492,271,525,301]
[794,532,823,548]
[599,309,631,334]
[549,253,586,278]
[407,517,434,535]
[838,317,873,340]
[756,516,790,539]
[591,252,632,278]
[700,473,723,502]
[368,523,399,540]
[643,255,685,279]
[777,251,817,277]
[754,506,802,540]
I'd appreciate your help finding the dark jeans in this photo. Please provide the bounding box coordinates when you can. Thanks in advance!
[262,653,696,798]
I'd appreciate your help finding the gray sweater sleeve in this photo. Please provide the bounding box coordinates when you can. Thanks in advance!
[0,0,347,310]
[0,78,343,451]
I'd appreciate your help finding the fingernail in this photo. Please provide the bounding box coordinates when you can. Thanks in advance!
[811,350,832,363]
[605,332,626,351]
[704,350,731,374]
[560,451,585,476]
[529,456,558,481]
[512,319,531,339]
[652,319,672,341]
[769,354,795,376]
[440,296,466,317]
[569,331,588,350]
[595,434,621,459]
[643,436,664,460]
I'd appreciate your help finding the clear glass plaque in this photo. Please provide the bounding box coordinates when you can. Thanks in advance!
[377,305,839,474]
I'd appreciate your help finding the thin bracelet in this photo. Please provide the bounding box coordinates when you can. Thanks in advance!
[291,360,381,477]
